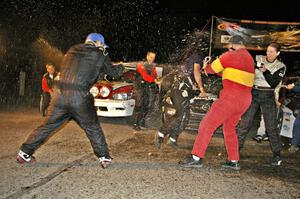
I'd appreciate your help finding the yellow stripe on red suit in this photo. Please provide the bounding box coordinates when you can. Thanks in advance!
[222,68,254,87]
[205,49,254,88]
[211,58,224,73]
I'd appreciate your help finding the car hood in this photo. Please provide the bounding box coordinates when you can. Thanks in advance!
[96,81,133,90]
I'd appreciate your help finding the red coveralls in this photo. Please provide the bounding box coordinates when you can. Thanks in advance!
[192,49,254,161]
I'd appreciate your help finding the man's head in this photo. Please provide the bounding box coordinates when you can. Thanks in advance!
[228,35,246,51]
[146,51,156,64]
[85,33,108,49]
[46,64,55,75]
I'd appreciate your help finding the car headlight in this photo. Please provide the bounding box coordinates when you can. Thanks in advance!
[99,86,110,98]
[166,107,176,116]
[90,86,99,97]
[112,93,132,100]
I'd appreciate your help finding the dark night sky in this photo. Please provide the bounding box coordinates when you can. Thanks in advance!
[0,0,299,65]
[0,0,299,104]
[159,0,299,21]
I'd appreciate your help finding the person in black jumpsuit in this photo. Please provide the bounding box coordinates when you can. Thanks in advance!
[17,33,123,168]
[155,45,207,149]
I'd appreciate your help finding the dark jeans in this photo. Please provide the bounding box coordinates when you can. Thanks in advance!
[238,89,281,156]
[291,113,300,147]
[132,84,157,127]
[21,92,109,158]
[41,92,51,115]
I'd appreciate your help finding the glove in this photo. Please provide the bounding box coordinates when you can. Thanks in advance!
[112,64,124,79]
[202,56,211,69]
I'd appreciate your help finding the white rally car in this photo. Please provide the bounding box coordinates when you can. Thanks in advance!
[90,62,162,117]
[90,80,135,117]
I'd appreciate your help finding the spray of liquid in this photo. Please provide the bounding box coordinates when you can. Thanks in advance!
[32,37,64,70]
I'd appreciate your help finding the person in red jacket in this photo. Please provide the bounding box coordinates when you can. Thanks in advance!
[41,64,58,116]
[181,35,255,170]
[132,51,159,130]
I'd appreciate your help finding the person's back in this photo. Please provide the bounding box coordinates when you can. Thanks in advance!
[181,35,255,170]
[17,33,121,168]
[218,48,254,96]
[60,44,105,96]
[59,43,122,100]
[180,52,202,75]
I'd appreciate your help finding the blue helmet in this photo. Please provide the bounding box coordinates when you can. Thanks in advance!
[85,33,109,48]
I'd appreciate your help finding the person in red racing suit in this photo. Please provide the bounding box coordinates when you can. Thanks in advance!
[181,35,254,170]
[132,51,159,130]
[41,64,58,116]
[16,33,123,168]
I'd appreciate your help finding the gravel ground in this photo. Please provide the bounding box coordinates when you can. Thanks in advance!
[0,109,299,199]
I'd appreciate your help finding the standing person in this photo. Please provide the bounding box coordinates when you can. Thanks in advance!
[155,44,207,149]
[40,64,58,116]
[181,35,254,170]
[132,51,159,131]
[252,85,281,143]
[16,33,123,168]
[238,43,286,166]
[286,83,300,153]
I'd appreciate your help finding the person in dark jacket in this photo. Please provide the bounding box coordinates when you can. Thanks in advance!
[41,64,58,116]
[17,33,123,168]
[238,43,286,166]
[155,41,208,149]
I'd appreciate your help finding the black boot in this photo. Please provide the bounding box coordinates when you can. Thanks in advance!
[271,153,282,166]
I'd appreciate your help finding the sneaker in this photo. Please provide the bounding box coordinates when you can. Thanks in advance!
[167,138,179,149]
[155,133,164,149]
[252,135,262,143]
[271,156,282,166]
[140,125,147,130]
[180,155,203,168]
[261,134,269,141]
[288,145,299,153]
[99,155,113,169]
[133,124,141,131]
[16,150,36,164]
[222,160,240,171]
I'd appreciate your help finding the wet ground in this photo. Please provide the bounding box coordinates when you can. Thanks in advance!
[0,108,299,199]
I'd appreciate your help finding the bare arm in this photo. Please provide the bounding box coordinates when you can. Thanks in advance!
[194,63,206,96]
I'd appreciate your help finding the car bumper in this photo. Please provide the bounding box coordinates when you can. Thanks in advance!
[94,98,135,117]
